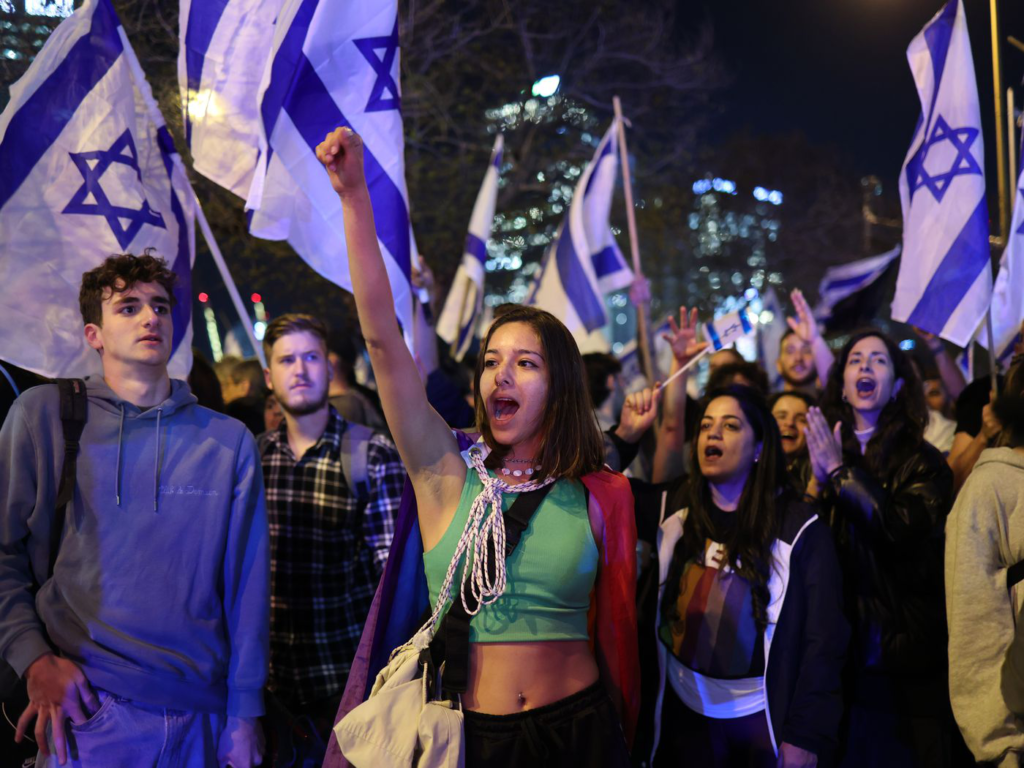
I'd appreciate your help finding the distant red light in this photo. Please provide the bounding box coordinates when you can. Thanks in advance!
[251,293,262,303]
[198,292,208,303]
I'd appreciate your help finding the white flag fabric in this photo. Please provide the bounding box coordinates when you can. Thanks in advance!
[815,247,901,323]
[178,0,283,198]
[0,0,195,379]
[979,137,1024,367]
[437,134,503,361]
[246,0,415,338]
[527,118,633,352]
[892,0,991,347]
[756,287,786,391]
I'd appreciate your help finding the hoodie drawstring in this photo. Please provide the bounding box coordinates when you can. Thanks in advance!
[154,407,163,512]
[115,404,125,506]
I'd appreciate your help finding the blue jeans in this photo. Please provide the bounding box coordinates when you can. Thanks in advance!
[40,689,226,768]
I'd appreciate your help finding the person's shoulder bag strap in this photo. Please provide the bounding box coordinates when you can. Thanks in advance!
[435,482,555,694]
[51,379,87,577]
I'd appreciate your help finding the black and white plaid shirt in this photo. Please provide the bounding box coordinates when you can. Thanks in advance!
[258,407,405,707]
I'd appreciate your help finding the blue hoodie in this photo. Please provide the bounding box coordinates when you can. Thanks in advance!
[0,378,269,717]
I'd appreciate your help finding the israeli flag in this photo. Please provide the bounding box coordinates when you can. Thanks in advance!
[178,0,283,198]
[527,118,633,352]
[892,0,991,347]
[0,0,194,380]
[979,134,1024,367]
[436,134,503,361]
[703,309,754,352]
[756,287,786,391]
[815,246,901,323]
[245,0,415,338]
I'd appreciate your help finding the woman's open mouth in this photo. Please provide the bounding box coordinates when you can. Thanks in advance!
[703,445,724,460]
[492,397,520,424]
[855,378,877,397]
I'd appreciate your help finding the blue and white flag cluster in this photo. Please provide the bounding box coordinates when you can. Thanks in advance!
[245,0,416,338]
[528,118,634,352]
[178,0,283,198]
[0,0,194,379]
[892,0,991,347]
[815,246,901,323]
[980,136,1024,367]
[436,134,503,361]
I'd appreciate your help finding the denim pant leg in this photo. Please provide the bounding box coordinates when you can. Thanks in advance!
[161,707,226,768]
[40,690,163,768]
[39,691,225,768]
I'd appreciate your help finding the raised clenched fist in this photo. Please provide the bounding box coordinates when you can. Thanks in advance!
[314,126,366,198]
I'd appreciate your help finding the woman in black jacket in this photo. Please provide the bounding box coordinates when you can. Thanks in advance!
[642,385,848,768]
[805,329,957,767]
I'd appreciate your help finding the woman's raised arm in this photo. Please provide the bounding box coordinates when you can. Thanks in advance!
[315,128,465,517]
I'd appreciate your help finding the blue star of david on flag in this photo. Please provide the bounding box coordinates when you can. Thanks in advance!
[62,129,166,250]
[906,114,982,203]
[353,19,401,113]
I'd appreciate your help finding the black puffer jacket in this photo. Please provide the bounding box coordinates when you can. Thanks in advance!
[818,441,952,687]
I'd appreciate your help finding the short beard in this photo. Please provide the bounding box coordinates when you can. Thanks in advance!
[279,390,329,417]
[783,369,816,387]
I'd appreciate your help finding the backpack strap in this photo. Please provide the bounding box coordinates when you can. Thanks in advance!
[51,379,87,578]
[434,482,555,694]
[340,422,374,503]
[1009,559,1024,592]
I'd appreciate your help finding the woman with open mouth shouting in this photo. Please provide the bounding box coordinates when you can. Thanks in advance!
[808,330,959,767]
[646,385,848,768]
[315,127,638,767]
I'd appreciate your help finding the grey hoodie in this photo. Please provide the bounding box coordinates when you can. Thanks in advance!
[946,447,1024,768]
[0,378,269,717]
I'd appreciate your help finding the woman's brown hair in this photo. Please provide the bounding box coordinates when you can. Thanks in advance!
[474,305,605,480]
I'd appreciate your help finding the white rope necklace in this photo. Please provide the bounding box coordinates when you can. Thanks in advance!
[424,447,556,631]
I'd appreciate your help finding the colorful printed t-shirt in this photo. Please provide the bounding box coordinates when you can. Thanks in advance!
[659,504,765,679]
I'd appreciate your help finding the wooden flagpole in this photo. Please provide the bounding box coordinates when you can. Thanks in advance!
[613,96,656,383]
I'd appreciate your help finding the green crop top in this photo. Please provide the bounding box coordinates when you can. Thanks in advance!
[423,468,599,642]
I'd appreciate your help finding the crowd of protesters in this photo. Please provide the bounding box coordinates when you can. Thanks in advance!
[1,124,1024,768]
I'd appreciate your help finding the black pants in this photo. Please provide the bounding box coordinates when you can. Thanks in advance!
[463,681,631,768]
[654,684,776,768]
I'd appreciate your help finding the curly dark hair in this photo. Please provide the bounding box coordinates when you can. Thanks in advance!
[660,385,791,633]
[820,329,928,476]
[474,305,605,480]
[79,250,177,327]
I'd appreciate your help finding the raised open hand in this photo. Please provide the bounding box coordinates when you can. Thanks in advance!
[663,306,708,367]
[786,289,821,345]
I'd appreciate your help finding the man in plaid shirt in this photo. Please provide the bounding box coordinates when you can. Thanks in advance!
[258,314,405,742]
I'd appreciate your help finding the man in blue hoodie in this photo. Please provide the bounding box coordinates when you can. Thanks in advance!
[0,253,269,767]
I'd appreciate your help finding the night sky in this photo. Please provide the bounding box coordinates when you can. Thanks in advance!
[685,0,1024,194]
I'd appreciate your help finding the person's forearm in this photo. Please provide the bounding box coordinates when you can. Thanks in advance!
[659,359,688,453]
[949,432,988,492]
[811,336,834,387]
[340,191,404,353]
[933,349,967,400]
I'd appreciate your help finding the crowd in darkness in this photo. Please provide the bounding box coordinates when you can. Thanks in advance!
[2,126,1024,768]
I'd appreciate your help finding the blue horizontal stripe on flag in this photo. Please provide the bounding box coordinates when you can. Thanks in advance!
[740,310,753,334]
[555,225,605,332]
[183,0,230,146]
[465,233,487,265]
[0,0,122,211]
[923,0,956,124]
[591,245,620,278]
[906,197,990,334]
[822,269,885,293]
[456,307,477,352]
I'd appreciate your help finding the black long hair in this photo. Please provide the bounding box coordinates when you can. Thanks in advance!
[660,385,791,633]
[820,329,928,476]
